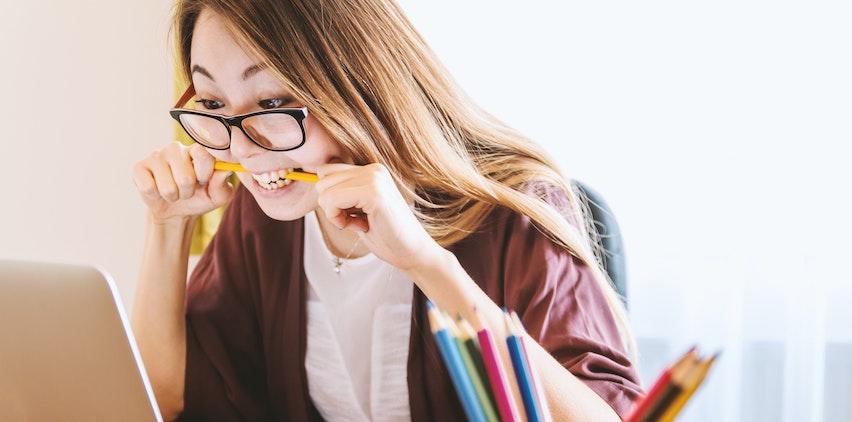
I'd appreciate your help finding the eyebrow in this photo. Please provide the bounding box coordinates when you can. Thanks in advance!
[190,64,214,80]
[190,64,263,82]
[242,65,262,80]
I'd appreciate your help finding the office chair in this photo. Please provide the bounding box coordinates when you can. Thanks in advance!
[573,180,628,307]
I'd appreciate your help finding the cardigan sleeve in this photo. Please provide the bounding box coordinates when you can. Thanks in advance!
[507,187,642,416]
[178,187,273,422]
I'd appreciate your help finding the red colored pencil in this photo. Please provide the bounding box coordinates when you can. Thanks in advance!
[623,346,698,422]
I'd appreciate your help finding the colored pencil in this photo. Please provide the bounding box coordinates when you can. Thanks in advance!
[625,347,699,422]
[505,311,546,422]
[657,352,719,422]
[453,316,501,422]
[213,161,319,183]
[510,312,553,422]
[470,309,522,422]
[640,354,699,422]
[427,302,487,422]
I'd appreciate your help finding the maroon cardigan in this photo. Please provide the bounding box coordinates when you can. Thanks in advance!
[178,185,642,421]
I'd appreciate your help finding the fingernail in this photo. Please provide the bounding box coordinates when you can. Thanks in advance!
[198,180,208,185]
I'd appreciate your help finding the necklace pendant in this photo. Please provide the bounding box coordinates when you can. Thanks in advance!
[333,257,342,275]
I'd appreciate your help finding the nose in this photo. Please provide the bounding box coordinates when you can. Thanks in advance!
[227,125,262,158]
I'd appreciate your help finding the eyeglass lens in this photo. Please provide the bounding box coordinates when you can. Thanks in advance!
[178,113,303,150]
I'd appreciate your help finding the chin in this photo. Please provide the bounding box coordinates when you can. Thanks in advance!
[241,179,316,221]
[248,193,313,221]
[257,204,311,221]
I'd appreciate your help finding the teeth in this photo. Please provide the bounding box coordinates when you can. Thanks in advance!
[252,168,295,190]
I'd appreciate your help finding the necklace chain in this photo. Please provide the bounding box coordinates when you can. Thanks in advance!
[314,212,364,276]
[331,234,362,275]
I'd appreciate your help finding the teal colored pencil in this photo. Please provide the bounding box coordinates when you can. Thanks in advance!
[427,302,487,422]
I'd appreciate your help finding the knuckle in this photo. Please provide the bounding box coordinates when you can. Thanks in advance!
[175,174,197,187]
[188,143,206,155]
[365,162,386,174]
[160,186,179,201]
[149,149,166,161]
[136,180,156,196]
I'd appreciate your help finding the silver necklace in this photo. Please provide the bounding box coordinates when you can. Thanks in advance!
[330,235,362,275]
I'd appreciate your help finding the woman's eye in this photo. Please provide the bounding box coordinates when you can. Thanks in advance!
[259,98,285,109]
[195,99,224,110]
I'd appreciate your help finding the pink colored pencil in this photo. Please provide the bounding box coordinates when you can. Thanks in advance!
[471,309,522,422]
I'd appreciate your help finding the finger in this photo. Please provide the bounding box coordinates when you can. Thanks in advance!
[167,150,200,201]
[140,154,181,202]
[341,210,369,232]
[316,162,351,176]
[188,144,215,185]
[316,162,356,182]
[207,170,236,207]
[328,207,369,232]
[132,160,162,202]
[322,205,350,232]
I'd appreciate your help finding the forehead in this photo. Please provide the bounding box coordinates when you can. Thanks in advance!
[190,9,260,82]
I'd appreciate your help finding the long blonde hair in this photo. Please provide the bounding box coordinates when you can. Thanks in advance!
[174,0,633,350]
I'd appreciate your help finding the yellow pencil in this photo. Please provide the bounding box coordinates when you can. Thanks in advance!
[657,352,719,422]
[212,161,246,173]
[213,161,319,183]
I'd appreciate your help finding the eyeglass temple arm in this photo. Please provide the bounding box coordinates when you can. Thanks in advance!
[174,84,196,109]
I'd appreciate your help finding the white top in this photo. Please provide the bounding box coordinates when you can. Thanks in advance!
[303,211,413,421]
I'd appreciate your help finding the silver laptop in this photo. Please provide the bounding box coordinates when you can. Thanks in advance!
[0,260,163,422]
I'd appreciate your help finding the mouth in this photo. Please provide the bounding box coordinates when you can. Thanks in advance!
[251,168,303,190]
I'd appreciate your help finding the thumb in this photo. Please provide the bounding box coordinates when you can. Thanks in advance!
[207,170,236,207]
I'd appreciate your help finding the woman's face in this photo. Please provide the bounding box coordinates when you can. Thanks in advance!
[189,8,347,221]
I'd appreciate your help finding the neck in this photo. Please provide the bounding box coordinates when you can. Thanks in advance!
[313,210,368,259]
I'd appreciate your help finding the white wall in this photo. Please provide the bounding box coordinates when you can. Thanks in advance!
[0,0,174,307]
[2,0,850,420]
[395,1,851,293]
[396,1,852,420]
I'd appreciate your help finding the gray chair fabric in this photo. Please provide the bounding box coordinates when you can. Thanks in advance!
[573,180,628,307]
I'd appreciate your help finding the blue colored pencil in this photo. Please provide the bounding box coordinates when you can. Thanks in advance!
[505,311,546,422]
[427,302,487,422]
[511,311,553,422]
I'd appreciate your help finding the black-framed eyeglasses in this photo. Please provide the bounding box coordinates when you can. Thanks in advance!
[169,84,309,152]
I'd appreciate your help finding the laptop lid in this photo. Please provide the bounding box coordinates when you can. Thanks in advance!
[0,260,163,422]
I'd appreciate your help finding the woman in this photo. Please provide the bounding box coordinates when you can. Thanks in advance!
[131,0,642,420]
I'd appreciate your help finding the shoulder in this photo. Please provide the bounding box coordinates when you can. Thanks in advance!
[448,182,584,300]
[524,180,583,229]
[459,181,580,249]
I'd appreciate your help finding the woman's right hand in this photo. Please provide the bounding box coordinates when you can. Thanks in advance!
[132,141,236,222]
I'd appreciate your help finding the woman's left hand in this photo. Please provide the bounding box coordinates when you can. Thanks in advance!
[315,162,440,273]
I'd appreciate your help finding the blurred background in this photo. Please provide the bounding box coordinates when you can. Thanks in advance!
[1,0,849,420]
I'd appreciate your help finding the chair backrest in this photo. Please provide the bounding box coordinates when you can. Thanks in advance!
[573,180,628,307]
